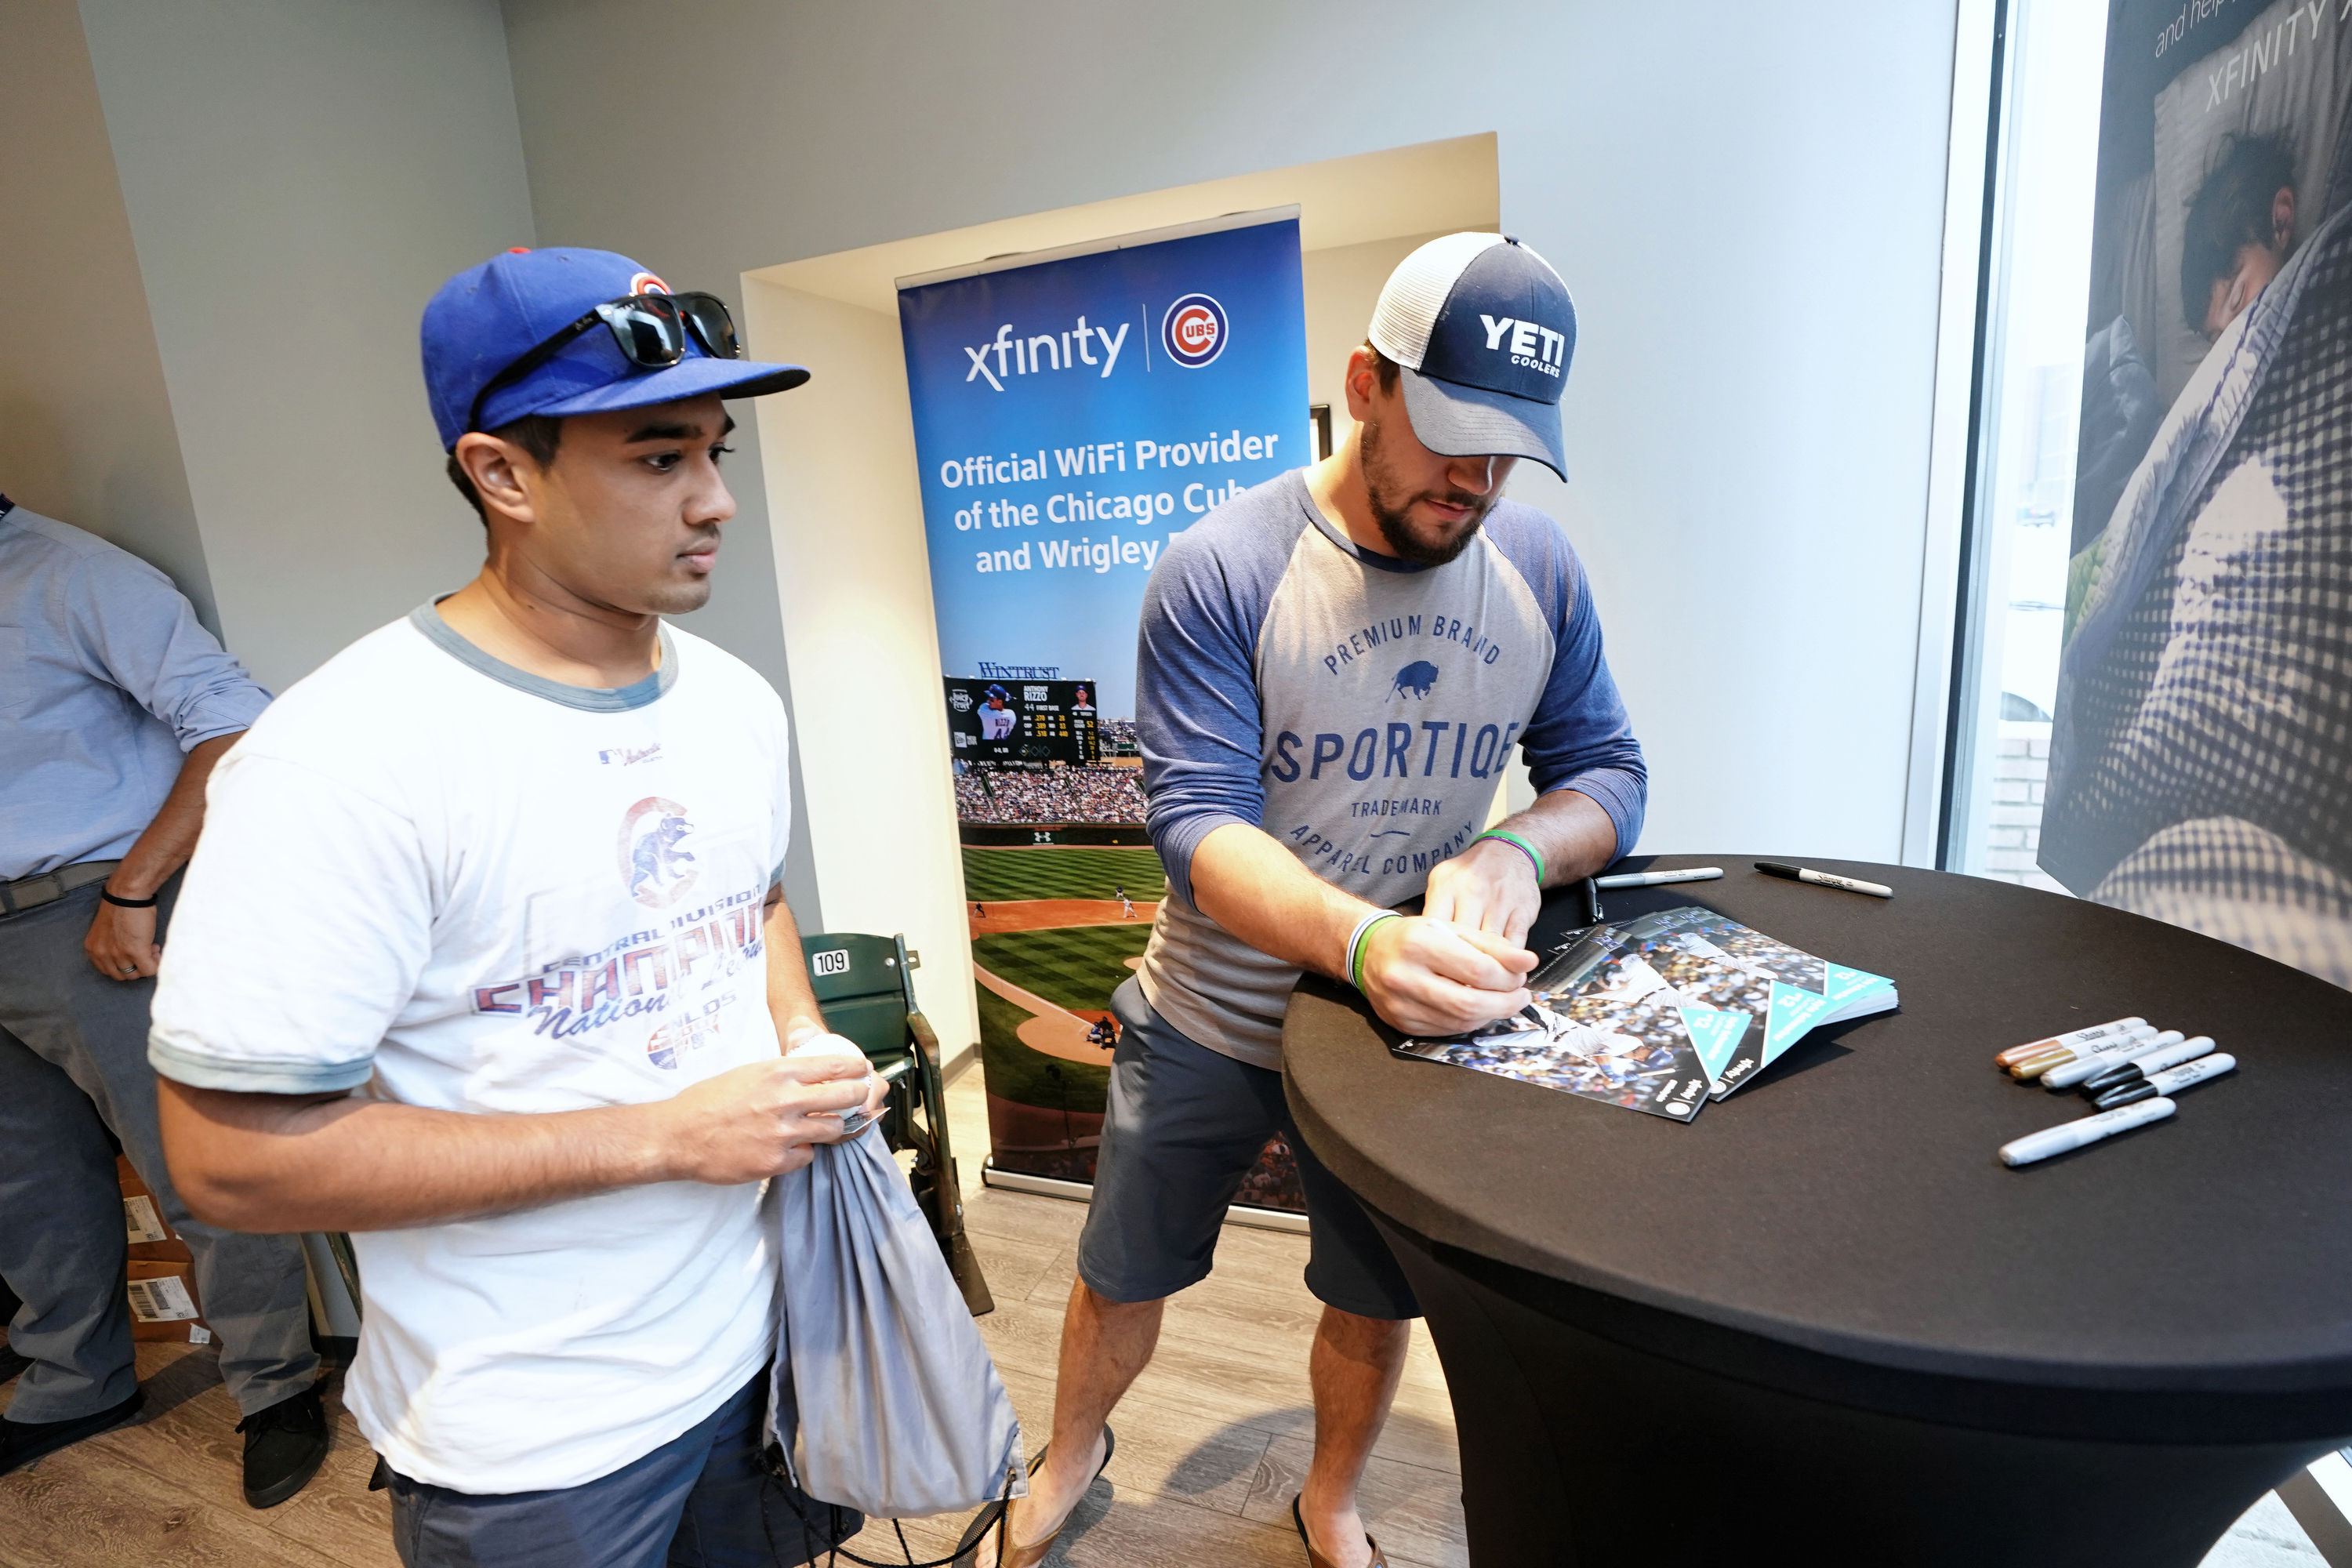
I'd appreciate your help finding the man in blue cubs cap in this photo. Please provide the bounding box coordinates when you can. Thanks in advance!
[146,248,880,1565]
[971,234,1643,1568]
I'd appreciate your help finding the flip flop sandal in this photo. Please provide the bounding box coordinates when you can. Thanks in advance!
[953,1426,1115,1567]
[1291,1494,1388,1568]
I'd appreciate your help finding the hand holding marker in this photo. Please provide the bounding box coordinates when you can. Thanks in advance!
[1993,1014,2238,1167]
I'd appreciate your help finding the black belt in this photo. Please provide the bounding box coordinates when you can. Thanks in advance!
[0,859,122,916]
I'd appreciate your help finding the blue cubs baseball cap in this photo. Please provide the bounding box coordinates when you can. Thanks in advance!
[421,247,808,451]
[1367,234,1576,480]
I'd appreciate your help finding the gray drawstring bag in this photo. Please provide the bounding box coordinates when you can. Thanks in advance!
[767,1123,1026,1521]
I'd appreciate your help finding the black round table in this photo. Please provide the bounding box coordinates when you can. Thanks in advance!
[1283,855,2352,1567]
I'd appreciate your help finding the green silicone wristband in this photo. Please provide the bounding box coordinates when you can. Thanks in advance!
[1478,829,1545,885]
[1349,913,1402,991]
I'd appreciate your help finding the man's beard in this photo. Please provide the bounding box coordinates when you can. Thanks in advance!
[1361,416,1500,566]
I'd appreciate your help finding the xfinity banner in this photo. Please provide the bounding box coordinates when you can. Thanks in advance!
[898,210,1310,1200]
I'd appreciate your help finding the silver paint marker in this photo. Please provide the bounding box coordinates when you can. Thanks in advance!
[1998,1097,2176,1168]
[1595,867,1725,889]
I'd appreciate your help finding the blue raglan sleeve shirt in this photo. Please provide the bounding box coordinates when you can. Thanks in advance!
[1134,511,1290,910]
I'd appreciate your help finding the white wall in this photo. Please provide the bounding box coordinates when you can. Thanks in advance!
[502,0,1964,873]
[0,0,212,629]
[74,0,537,696]
[739,280,974,1054]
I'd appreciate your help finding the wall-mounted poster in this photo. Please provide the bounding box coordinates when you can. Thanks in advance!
[898,211,1311,1203]
[2045,0,2352,985]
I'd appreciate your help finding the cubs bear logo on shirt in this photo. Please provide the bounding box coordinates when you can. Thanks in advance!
[619,796,699,907]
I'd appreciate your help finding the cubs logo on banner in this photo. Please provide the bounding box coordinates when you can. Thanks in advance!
[897,209,1309,1206]
[1161,293,1229,368]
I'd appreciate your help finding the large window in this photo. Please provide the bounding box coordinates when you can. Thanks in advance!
[1941,0,2109,890]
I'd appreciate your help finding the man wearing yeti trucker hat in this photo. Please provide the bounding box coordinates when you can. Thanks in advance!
[964,236,1646,1568]
[146,248,882,1566]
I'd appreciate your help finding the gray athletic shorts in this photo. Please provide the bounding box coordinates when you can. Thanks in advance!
[1075,978,1420,1321]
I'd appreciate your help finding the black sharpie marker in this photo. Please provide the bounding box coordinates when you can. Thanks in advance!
[1755,862,1893,899]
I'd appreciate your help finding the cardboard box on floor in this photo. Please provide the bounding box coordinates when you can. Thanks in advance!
[118,1156,210,1344]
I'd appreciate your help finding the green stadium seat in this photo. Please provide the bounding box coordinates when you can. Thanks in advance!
[800,930,993,1316]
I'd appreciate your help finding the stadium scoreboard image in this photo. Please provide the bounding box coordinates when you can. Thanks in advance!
[946,677,1102,767]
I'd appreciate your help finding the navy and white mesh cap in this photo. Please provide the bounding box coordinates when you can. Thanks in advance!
[1367,233,1576,480]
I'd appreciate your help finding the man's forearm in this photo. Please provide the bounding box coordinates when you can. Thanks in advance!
[109,732,239,898]
[764,889,822,1039]
[1189,822,1378,980]
[1495,786,1621,887]
[158,1079,671,1233]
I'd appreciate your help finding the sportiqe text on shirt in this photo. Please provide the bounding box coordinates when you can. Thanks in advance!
[1135,470,1647,1068]
[147,606,793,1494]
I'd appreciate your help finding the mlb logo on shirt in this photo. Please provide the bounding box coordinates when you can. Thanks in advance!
[1160,294,1228,368]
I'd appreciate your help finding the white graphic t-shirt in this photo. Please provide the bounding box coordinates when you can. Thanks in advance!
[149,605,795,1494]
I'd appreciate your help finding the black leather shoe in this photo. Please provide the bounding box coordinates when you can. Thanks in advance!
[238,1385,328,1508]
[0,1387,144,1475]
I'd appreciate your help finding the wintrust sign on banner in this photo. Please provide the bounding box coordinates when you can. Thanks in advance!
[900,210,1308,718]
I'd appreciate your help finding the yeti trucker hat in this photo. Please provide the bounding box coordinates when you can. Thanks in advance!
[422,247,808,451]
[1367,233,1575,480]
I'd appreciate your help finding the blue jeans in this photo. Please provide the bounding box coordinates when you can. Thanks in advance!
[385,1368,860,1568]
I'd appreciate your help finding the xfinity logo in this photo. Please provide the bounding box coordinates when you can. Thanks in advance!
[1478,314,1566,378]
[963,315,1130,391]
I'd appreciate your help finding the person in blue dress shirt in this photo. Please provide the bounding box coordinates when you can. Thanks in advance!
[0,494,327,1508]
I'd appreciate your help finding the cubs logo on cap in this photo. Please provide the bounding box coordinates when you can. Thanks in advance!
[1367,233,1576,479]
[1161,293,1228,368]
[419,247,807,451]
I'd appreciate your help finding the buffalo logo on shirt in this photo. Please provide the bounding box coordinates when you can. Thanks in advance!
[618,797,700,908]
[1392,660,1439,699]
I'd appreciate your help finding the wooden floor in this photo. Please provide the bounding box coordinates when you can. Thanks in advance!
[0,1066,1470,1566]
